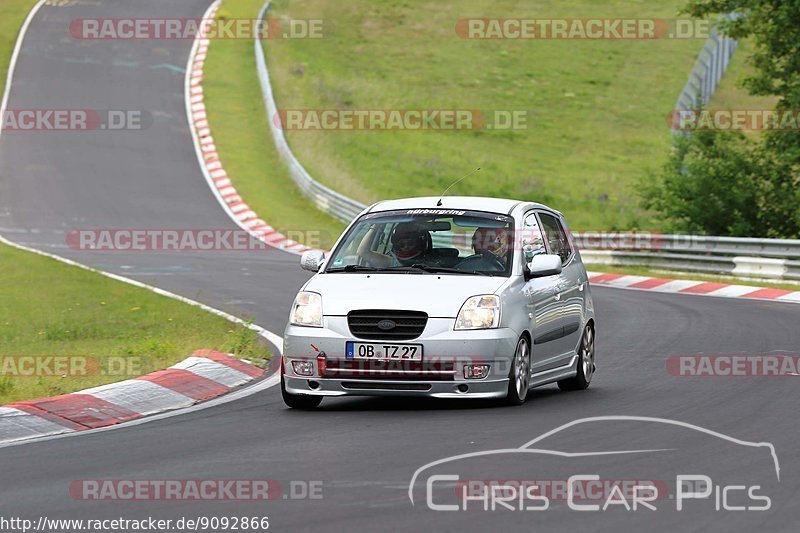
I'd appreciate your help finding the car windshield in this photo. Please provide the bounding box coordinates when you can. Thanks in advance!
[325,209,515,276]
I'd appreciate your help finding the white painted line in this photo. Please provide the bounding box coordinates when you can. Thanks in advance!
[1,4,283,446]
[0,13,287,443]
[1,234,282,349]
[182,0,313,258]
[0,0,48,141]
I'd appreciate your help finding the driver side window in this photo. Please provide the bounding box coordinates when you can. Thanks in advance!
[538,212,572,264]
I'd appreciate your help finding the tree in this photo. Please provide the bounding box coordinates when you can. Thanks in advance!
[644,0,800,237]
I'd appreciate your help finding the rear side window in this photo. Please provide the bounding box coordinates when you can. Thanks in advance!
[538,213,572,264]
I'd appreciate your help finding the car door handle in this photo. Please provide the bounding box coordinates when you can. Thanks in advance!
[554,292,561,301]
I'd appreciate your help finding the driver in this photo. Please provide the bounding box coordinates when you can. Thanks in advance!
[468,227,511,270]
[358,222,430,267]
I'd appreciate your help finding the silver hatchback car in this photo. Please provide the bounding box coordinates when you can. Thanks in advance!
[282,196,595,408]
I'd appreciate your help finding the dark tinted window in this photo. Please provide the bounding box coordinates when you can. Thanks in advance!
[538,213,572,264]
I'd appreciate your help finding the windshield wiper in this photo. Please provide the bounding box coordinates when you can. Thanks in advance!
[326,264,384,273]
[327,264,495,276]
[405,264,493,276]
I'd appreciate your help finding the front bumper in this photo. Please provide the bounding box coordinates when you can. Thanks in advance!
[283,317,518,399]
[283,375,509,399]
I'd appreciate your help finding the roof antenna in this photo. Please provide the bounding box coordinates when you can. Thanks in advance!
[436,167,480,206]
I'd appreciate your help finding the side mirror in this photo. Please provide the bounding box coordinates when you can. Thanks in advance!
[300,250,325,272]
[524,254,562,280]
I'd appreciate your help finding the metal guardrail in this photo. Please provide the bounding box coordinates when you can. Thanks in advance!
[575,234,800,282]
[674,15,738,113]
[255,1,367,225]
[253,5,800,282]
[572,233,800,259]
[580,251,800,282]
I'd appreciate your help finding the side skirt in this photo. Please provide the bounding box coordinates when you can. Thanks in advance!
[529,354,578,388]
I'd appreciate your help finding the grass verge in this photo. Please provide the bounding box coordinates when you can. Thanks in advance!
[203,0,345,249]
[0,0,39,97]
[0,244,269,404]
[261,0,705,231]
[0,2,268,404]
[707,40,778,113]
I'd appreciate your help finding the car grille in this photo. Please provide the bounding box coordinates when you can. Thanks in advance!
[347,310,428,340]
[322,360,455,380]
[342,382,432,391]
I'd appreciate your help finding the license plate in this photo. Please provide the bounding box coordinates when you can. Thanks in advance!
[346,342,423,361]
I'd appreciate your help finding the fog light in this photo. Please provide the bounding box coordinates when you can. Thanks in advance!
[291,360,314,376]
[464,364,490,379]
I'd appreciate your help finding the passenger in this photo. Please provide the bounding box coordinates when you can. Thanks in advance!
[358,222,430,267]
[467,227,511,271]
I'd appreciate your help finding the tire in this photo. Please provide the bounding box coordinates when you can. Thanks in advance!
[505,336,531,405]
[558,323,595,391]
[281,374,323,409]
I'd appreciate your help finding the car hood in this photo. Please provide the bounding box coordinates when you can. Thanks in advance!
[305,273,508,317]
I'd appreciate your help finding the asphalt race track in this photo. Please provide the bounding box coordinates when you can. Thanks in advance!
[1,2,799,532]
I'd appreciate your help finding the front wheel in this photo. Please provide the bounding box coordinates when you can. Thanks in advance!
[505,336,531,405]
[281,374,323,409]
[558,324,594,391]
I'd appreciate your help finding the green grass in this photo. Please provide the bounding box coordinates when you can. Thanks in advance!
[0,0,39,97]
[256,0,707,231]
[203,0,345,248]
[707,40,778,112]
[706,39,779,141]
[585,263,800,291]
[0,244,269,404]
[0,1,268,403]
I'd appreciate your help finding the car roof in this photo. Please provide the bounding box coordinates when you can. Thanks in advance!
[366,196,555,215]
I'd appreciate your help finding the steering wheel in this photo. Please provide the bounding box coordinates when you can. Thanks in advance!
[455,252,506,272]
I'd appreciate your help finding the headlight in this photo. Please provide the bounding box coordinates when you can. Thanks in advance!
[455,295,500,330]
[289,291,323,327]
